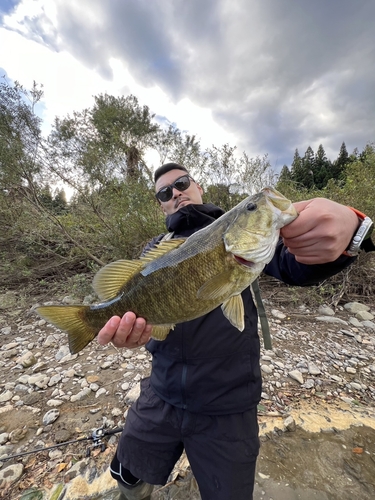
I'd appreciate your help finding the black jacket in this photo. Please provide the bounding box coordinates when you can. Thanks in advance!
[145,203,354,415]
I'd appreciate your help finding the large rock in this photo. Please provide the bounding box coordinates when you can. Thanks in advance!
[0,463,24,486]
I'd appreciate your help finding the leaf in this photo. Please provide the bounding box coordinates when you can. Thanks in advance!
[56,462,68,473]
[352,447,364,454]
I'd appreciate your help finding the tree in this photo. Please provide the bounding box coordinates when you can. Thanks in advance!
[47,93,159,191]
[313,144,332,189]
[0,78,43,192]
[278,165,292,184]
[290,149,306,186]
[91,93,158,179]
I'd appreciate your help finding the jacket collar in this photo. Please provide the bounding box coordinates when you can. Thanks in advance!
[166,203,225,237]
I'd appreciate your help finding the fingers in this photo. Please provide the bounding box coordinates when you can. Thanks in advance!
[97,312,152,349]
[97,316,122,345]
[280,199,359,264]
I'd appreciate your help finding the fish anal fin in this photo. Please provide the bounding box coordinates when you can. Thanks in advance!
[151,324,175,341]
[92,260,145,301]
[197,271,234,300]
[140,239,186,264]
[221,295,245,331]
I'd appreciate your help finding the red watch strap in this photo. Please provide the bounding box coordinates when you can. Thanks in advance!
[347,206,366,220]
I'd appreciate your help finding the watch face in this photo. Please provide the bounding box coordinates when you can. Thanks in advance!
[346,216,374,256]
[361,217,374,241]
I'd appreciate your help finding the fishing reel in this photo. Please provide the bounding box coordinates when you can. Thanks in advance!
[86,427,107,457]
[85,426,123,457]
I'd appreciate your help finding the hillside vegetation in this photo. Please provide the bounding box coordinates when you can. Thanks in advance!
[1,79,374,305]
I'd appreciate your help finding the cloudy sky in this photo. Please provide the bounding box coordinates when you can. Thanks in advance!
[1,0,375,170]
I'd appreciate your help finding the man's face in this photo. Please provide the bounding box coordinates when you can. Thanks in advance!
[155,169,203,215]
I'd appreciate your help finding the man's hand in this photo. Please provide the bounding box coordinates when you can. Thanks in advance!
[280,198,359,264]
[97,312,152,349]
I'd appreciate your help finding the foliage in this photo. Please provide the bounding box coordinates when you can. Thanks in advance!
[281,142,351,191]
[1,77,374,303]
[198,145,277,210]
[0,78,43,192]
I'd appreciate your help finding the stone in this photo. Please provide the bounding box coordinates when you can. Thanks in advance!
[271,309,286,319]
[47,399,64,407]
[316,316,348,325]
[0,390,13,403]
[95,388,107,398]
[317,305,335,316]
[55,345,70,361]
[43,409,60,425]
[356,310,374,321]
[0,433,9,445]
[261,365,273,374]
[308,363,321,375]
[284,416,296,432]
[125,384,141,405]
[344,302,370,313]
[362,320,375,330]
[70,388,91,402]
[288,370,304,384]
[0,463,24,485]
[349,317,363,327]
[17,351,37,368]
[48,374,62,387]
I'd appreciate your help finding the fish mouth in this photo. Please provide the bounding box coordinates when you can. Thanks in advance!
[233,255,255,268]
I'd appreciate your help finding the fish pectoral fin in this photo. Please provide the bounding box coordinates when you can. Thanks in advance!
[221,295,245,331]
[151,324,175,340]
[197,271,235,300]
[92,260,145,300]
[140,238,186,264]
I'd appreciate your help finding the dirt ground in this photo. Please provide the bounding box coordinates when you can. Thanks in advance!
[1,284,375,499]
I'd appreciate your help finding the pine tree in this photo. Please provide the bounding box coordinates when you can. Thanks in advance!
[278,165,292,184]
[313,144,331,189]
[290,149,304,185]
[331,142,349,182]
[300,146,315,188]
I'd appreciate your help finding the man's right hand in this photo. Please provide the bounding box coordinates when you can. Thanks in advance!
[97,312,152,349]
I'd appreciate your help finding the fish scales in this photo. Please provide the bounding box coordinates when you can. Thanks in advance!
[36,187,298,353]
[123,242,230,323]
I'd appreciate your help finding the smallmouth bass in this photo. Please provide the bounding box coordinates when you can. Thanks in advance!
[37,187,298,353]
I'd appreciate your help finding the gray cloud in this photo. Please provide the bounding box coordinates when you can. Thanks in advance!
[6,0,375,167]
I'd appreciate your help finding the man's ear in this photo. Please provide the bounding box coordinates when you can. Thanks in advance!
[197,183,203,195]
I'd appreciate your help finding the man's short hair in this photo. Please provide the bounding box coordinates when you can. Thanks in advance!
[154,163,189,183]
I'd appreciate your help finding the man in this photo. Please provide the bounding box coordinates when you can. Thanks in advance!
[98,162,361,500]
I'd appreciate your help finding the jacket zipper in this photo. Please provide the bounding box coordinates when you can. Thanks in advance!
[181,325,187,409]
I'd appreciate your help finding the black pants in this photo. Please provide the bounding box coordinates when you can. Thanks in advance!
[112,378,259,500]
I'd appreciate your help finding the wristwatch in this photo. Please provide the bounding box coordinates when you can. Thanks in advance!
[344,207,374,257]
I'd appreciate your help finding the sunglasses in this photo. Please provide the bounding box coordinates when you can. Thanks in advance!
[155,174,195,202]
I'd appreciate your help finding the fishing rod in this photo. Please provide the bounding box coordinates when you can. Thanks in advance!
[0,426,123,463]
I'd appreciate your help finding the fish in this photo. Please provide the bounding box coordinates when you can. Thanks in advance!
[36,187,298,354]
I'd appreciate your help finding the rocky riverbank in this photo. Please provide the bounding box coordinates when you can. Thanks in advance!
[0,290,375,499]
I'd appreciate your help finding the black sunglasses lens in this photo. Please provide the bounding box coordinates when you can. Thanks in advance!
[157,186,173,202]
[174,176,191,191]
[156,175,191,202]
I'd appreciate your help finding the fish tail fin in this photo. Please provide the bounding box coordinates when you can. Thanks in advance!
[36,305,97,354]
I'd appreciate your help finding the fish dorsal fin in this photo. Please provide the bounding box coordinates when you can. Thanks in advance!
[197,271,235,301]
[151,324,175,340]
[92,259,145,300]
[140,238,186,264]
[221,295,245,331]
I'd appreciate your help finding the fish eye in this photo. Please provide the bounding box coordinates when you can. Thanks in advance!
[246,202,257,211]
